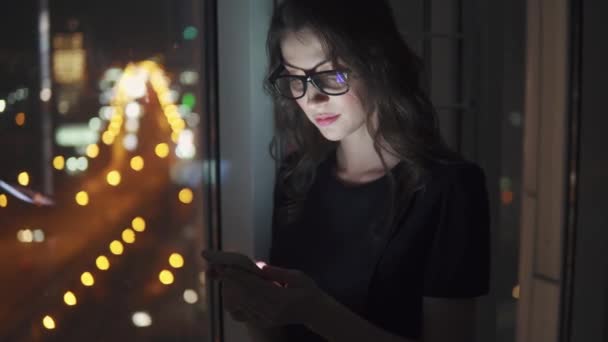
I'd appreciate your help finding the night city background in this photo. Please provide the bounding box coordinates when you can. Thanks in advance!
[1,0,209,340]
[1,1,607,342]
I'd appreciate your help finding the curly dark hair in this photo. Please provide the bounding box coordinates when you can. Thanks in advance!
[265,0,464,234]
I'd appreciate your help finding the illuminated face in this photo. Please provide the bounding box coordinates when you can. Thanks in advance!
[280,30,370,142]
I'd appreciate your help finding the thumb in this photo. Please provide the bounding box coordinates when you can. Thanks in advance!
[260,265,300,283]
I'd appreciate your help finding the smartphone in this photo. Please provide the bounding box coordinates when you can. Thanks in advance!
[201,250,266,277]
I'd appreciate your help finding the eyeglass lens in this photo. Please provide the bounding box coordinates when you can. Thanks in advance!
[274,71,349,99]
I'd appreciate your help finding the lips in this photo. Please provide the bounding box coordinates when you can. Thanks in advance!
[314,114,341,127]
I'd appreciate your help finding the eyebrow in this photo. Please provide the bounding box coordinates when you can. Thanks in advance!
[282,59,331,72]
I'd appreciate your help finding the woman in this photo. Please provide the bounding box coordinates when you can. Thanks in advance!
[206,0,490,341]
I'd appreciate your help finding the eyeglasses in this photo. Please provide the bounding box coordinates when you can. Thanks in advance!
[269,68,351,100]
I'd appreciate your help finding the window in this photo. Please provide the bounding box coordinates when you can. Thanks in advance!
[0,1,217,340]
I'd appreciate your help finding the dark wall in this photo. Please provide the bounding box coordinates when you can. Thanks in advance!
[571,0,608,341]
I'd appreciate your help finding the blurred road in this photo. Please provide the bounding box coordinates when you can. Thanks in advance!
[0,84,208,341]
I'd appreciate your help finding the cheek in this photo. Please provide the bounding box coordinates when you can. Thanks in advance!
[340,93,367,121]
[295,92,367,122]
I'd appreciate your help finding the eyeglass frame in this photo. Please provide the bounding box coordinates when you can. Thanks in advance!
[268,66,352,100]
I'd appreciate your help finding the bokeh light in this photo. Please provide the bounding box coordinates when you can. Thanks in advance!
[15,112,26,126]
[81,272,95,286]
[17,171,29,186]
[512,284,520,299]
[183,289,198,304]
[40,88,52,102]
[89,117,102,131]
[63,291,77,306]
[155,143,170,158]
[53,156,65,170]
[159,270,174,285]
[122,228,136,244]
[183,26,198,40]
[130,156,144,171]
[33,229,45,242]
[122,134,138,151]
[0,194,7,208]
[42,315,56,330]
[169,253,184,268]
[75,191,89,206]
[106,170,121,186]
[178,188,193,204]
[16,229,33,243]
[182,93,196,109]
[96,255,110,271]
[102,131,114,145]
[132,217,146,232]
[132,312,152,328]
[109,240,124,255]
[125,102,142,118]
[86,144,99,158]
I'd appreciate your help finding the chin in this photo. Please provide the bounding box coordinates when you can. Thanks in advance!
[322,135,342,142]
[319,130,345,142]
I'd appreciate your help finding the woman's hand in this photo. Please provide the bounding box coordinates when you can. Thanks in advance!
[211,263,324,328]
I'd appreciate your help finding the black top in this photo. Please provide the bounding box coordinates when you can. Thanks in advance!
[269,154,490,341]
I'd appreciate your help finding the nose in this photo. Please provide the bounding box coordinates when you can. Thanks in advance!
[305,83,329,108]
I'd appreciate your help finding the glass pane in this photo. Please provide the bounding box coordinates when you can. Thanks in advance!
[390,1,524,342]
[0,1,212,341]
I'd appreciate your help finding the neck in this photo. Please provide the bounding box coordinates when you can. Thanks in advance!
[335,123,399,175]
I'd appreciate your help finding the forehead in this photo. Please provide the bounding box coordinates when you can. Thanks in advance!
[280,29,329,70]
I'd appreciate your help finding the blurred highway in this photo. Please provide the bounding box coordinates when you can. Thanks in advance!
[0,63,208,341]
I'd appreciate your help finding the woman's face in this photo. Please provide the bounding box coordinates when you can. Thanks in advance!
[280,29,369,142]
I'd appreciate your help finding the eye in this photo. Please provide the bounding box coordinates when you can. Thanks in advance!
[315,71,349,90]
[289,78,304,90]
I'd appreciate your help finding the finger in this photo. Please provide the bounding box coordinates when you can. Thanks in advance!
[236,297,281,327]
[222,284,273,325]
[259,265,299,284]
[223,269,288,321]
[223,268,280,296]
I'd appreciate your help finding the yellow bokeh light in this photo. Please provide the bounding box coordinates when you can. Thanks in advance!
[159,269,174,285]
[81,272,95,286]
[164,104,178,116]
[178,188,193,204]
[75,191,89,206]
[512,284,520,299]
[42,315,56,330]
[0,194,7,208]
[169,253,184,269]
[17,171,29,186]
[96,255,110,271]
[86,144,99,158]
[53,156,65,170]
[106,170,121,186]
[122,228,136,244]
[109,240,124,255]
[130,156,144,171]
[132,217,146,232]
[15,112,26,126]
[109,121,121,131]
[172,119,185,131]
[155,143,170,158]
[63,291,77,306]
[171,131,180,143]
[102,131,114,145]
